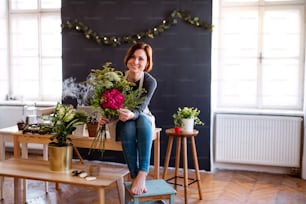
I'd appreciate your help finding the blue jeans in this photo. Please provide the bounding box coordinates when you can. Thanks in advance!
[116,113,153,178]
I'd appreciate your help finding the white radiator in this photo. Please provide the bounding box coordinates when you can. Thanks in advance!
[215,114,303,167]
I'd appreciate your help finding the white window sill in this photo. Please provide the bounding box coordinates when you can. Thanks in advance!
[0,100,58,107]
[213,108,304,117]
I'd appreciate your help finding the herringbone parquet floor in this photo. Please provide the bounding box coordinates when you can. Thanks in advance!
[1,152,306,204]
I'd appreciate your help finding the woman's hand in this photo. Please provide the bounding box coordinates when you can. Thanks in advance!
[98,118,109,127]
[118,108,134,122]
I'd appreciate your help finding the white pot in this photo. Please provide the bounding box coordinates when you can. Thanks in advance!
[182,118,194,133]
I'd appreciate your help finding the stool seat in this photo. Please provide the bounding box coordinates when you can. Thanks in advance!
[124,179,176,204]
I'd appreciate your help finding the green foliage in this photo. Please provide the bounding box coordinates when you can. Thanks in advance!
[172,107,205,127]
[41,103,88,147]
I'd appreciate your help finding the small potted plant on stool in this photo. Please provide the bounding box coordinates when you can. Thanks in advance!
[172,107,205,133]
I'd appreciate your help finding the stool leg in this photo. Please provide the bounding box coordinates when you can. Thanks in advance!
[174,137,181,189]
[191,136,203,200]
[182,137,188,204]
[125,188,130,204]
[170,194,175,204]
[162,136,174,179]
[134,197,139,204]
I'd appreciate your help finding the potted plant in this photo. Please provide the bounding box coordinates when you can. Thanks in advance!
[41,103,88,171]
[172,107,204,133]
[17,119,25,131]
[86,110,99,137]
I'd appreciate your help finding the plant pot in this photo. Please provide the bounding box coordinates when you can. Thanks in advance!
[182,118,194,133]
[87,122,99,137]
[17,122,25,131]
[48,144,73,171]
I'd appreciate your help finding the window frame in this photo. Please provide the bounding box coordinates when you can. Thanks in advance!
[212,0,305,113]
[4,0,61,102]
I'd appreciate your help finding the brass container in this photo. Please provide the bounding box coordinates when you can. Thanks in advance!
[48,145,73,171]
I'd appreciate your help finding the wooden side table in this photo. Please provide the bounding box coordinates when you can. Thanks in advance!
[162,128,203,204]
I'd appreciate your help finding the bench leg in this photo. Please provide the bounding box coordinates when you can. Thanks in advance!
[97,187,105,204]
[0,176,3,200]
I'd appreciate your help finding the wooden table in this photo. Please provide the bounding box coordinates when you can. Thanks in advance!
[0,126,161,202]
[0,158,129,204]
[0,126,161,179]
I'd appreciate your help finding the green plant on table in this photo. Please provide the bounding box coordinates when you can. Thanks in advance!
[41,103,88,147]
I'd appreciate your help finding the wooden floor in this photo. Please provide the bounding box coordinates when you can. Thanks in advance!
[1,152,306,204]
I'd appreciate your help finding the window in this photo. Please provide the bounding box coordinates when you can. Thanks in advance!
[0,0,61,102]
[213,0,305,111]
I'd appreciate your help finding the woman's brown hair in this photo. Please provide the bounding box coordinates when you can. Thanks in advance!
[123,42,153,72]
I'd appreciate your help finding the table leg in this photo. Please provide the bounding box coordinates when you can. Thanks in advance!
[21,143,28,159]
[182,137,188,204]
[43,144,49,193]
[153,131,160,179]
[21,143,28,200]
[162,136,174,179]
[174,137,181,189]
[97,187,105,204]
[14,177,22,203]
[116,176,124,204]
[191,136,203,200]
[0,136,4,200]
[13,136,20,159]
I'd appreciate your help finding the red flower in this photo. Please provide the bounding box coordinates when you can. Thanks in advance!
[100,88,124,110]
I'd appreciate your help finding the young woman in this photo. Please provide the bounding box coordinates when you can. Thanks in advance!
[116,42,157,195]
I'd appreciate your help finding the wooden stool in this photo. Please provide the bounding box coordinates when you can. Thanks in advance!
[162,128,203,204]
[124,179,176,204]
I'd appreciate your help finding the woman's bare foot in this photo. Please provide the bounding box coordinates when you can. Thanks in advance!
[131,171,147,195]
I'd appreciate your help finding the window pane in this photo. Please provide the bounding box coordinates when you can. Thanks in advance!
[218,59,258,107]
[41,15,62,57]
[10,0,37,10]
[222,8,259,58]
[261,59,302,108]
[263,7,302,58]
[41,58,62,100]
[11,57,39,99]
[41,0,61,9]
[11,15,38,57]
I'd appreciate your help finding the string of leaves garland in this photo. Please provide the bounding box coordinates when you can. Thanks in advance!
[61,9,213,47]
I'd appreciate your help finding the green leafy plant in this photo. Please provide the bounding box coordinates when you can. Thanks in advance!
[42,103,88,147]
[172,107,205,127]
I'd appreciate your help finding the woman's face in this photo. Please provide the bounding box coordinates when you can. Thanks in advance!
[127,49,148,74]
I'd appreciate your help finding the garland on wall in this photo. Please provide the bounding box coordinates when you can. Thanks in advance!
[61,9,213,47]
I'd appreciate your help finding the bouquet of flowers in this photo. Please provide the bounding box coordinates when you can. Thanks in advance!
[85,62,145,154]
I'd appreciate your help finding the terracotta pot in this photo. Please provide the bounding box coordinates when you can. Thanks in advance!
[87,122,98,137]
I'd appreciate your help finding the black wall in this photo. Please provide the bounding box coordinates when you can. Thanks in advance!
[62,0,212,171]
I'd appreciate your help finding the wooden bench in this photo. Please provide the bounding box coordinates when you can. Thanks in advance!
[0,158,129,204]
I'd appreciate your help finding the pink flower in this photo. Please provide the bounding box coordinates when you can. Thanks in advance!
[100,88,124,110]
